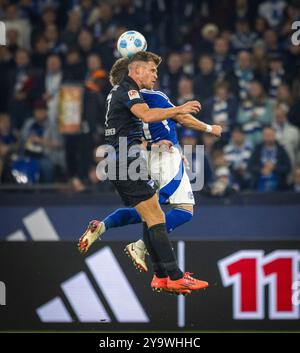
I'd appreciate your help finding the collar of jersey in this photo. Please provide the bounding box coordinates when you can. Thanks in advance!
[121,74,140,90]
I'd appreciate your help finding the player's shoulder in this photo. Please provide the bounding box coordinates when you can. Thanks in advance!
[141,89,170,101]
[116,80,141,99]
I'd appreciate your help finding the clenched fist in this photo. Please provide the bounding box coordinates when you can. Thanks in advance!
[211,125,222,137]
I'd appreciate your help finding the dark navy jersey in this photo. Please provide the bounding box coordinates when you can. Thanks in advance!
[141,89,178,145]
[104,75,145,150]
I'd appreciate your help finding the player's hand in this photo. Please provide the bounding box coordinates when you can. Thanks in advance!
[211,125,222,137]
[153,139,174,152]
[178,101,201,115]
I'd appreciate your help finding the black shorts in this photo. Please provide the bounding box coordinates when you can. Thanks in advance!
[108,152,158,207]
[111,178,157,207]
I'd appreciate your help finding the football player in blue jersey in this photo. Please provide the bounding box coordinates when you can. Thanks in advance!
[78,57,222,282]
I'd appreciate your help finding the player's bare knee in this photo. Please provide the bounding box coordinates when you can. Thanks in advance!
[150,207,165,224]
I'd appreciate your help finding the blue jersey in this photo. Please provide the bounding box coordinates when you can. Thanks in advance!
[140,89,178,145]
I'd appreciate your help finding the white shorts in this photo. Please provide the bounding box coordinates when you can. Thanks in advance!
[148,146,195,205]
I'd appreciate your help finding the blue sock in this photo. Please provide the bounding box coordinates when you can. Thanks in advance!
[165,208,193,233]
[103,208,141,230]
[102,207,193,233]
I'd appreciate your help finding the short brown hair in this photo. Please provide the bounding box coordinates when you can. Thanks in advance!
[109,57,129,86]
[214,80,229,92]
[128,51,162,67]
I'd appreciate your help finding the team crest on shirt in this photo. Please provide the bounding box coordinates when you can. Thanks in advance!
[128,90,140,100]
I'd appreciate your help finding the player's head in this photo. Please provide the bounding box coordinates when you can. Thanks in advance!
[109,57,129,86]
[128,51,161,90]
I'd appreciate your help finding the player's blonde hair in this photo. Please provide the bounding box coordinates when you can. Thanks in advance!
[129,51,162,66]
[109,57,129,86]
[109,52,162,86]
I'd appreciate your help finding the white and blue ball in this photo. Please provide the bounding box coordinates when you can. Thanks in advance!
[117,30,147,58]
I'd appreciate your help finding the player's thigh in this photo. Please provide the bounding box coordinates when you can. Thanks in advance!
[134,193,165,227]
[167,167,195,205]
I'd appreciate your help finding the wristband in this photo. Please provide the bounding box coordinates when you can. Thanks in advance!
[205,124,213,133]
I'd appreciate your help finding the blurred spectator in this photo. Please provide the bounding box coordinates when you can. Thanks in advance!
[248,125,291,191]
[63,49,86,83]
[90,2,118,69]
[0,114,18,182]
[32,6,58,44]
[76,0,98,27]
[238,80,273,145]
[210,149,234,196]
[197,23,219,55]
[4,3,31,49]
[64,53,106,192]
[285,40,300,80]
[176,77,196,106]
[291,64,300,100]
[291,166,300,192]
[179,128,203,185]
[266,53,286,101]
[44,24,67,54]
[252,40,269,78]
[213,37,234,80]
[263,29,283,56]
[272,103,300,168]
[258,0,287,28]
[225,50,254,101]
[0,46,14,113]
[276,83,292,106]
[203,81,238,142]
[83,53,107,139]
[37,54,63,124]
[20,100,64,183]
[275,83,300,129]
[194,54,217,102]
[6,28,20,55]
[201,132,220,186]
[60,9,82,49]
[31,35,50,70]
[89,1,117,42]
[9,48,35,130]
[231,19,257,53]
[289,94,300,131]
[280,3,300,41]
[114,0,145,33]
[181,44,195,76]
[228,0,256,29]
[254,16,270,39]
[78,29,95,62]
[160,52,183,102]
[224,124,252,189]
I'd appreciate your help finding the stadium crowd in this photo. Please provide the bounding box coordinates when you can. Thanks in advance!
[0,0,300,195]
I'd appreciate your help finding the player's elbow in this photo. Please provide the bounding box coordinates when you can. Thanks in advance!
[141,113,153,123]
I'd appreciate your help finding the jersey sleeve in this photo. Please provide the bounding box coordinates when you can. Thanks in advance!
[121,87,145,109]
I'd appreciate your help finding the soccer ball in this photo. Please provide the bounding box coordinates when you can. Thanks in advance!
[117,30,147,58]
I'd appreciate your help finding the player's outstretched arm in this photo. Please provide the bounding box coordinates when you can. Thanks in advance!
[174,113,222,137]
[130,101,201,123]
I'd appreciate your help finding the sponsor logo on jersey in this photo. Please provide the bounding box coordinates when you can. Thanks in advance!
[128,90,140,100]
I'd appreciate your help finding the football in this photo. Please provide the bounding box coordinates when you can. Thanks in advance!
[117,30,147,58]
